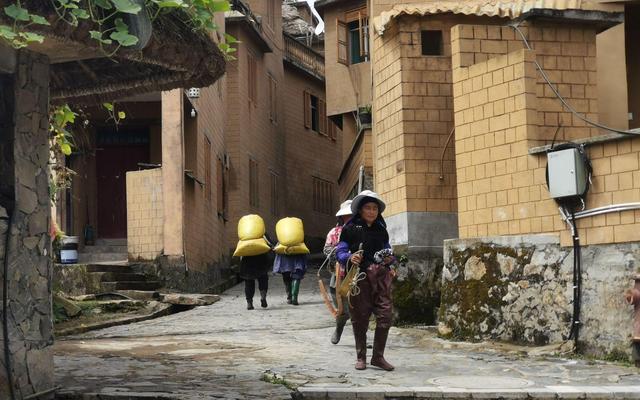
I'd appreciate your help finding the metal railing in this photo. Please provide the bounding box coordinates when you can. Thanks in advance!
[283,33,324,81]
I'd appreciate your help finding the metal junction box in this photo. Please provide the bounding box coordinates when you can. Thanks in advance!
[547,148,587,199]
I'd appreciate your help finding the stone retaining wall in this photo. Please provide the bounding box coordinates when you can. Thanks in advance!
[441,234,638,359]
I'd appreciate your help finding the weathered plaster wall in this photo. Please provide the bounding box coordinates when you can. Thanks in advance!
[441,235,638,359]
[0,50,54,399]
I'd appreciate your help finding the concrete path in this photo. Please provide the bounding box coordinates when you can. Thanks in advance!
[54,269,640,399]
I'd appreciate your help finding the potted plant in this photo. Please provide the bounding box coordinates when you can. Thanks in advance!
[358,105,372,125]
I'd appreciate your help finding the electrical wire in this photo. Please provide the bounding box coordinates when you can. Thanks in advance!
[511,24,640,137]
[2,210,16,400]
[567,210,582,349]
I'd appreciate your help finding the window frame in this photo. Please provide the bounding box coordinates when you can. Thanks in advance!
[248,51,257,105]
[268,73,277,124]
[249,157,259,209]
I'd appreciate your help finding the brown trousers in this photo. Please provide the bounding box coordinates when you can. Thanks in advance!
[348,263,393,329]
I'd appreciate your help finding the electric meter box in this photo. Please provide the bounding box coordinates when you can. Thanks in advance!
[547,148,588,199]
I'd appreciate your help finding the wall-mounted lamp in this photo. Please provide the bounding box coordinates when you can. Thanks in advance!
[190,108,197,118]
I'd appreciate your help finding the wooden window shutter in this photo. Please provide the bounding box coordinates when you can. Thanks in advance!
[303,90,311,129]
[216,157,224,214]
[318,99,326,135]
[337,20,348,65]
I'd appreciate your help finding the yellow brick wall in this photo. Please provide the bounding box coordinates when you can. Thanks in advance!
[452,23,640,246]
[126,168,163,261]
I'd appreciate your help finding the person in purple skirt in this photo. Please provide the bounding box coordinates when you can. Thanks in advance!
[273,253,307,305]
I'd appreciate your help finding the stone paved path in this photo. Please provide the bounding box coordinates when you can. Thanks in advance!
[54,269,640,399]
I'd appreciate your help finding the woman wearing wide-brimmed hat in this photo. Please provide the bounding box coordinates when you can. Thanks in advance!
[336,190,395,371]
[323,200,353,345]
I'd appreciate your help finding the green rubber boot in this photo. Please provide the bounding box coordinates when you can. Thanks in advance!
[291,279,300,306]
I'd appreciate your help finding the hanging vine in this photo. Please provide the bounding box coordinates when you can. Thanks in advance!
[1,0,236,202]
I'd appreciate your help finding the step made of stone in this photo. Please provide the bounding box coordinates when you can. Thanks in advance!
[95,238,127,246]
[82,245,128,254]
[78,253,128,264]
[101,281,162,292]
[86,265,134,273]
[98,272,147,282]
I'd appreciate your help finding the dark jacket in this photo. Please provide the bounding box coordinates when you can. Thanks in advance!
[239,252,272,280]
[336,215,391,270]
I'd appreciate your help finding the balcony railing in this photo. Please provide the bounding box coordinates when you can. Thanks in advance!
[283,33,325,81]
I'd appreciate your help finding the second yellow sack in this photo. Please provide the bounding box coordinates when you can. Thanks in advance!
[233,238,271,257]
[274,243,310,255]
[275,217,305,246]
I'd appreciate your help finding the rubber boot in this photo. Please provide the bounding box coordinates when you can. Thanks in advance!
[260,290,268,308]
[370,327,394,371]
[353,322,368,370]
[291,279,300,306]
[331,314,348,344]
[284,280,292,304]
[246,299,254,310]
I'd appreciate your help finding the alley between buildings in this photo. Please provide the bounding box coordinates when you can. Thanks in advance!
[54,270,640,400]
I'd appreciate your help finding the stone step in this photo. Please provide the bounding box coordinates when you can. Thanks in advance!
[97,272,147,282]
[81,245,128,254]
[115,290,161,301]
[101,281,162,292]
[86,264,133,273]
[95,238,127,246]
[78,252,128,264]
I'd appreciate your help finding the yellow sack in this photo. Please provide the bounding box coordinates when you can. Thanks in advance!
[233,238,270,257]
[237,214,265,241]
[276,217,305,246]
[274,243,310,255]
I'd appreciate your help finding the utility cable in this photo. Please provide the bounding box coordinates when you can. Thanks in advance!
[511,24,640,137]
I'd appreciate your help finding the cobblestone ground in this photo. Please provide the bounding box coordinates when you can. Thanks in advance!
[54,269,640,399]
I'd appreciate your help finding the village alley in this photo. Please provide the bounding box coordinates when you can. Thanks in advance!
[54,270,640,400]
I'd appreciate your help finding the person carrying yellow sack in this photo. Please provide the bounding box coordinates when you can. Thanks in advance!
[272,217,309,306]
[234,215,273,310]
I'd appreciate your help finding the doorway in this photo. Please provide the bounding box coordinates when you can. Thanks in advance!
[96,127,150,238]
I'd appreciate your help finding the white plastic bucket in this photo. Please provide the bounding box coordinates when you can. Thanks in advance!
[60,236,79,264]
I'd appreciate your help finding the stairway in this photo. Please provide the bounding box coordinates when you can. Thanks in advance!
[78,238,128,264]
[87,263,162,293]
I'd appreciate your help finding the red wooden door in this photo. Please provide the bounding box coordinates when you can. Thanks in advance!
[96,135,149,238]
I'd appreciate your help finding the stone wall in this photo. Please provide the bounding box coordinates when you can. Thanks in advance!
[441,235,638,359]
[126,168,163,261]
[0,50,54,399]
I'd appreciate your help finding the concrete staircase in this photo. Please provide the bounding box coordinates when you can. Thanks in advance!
[86,263,162,293]
[78,239,128,264]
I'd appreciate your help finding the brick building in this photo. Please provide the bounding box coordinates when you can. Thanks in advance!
[225,0,339,252]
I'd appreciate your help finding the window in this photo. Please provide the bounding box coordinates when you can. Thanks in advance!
[338,6,369,65]
[268,74,277,124]
[313,177,334,215]
[421,30,443,56]
[204,137,212,203]
[248,52,257,104]
[270,171,278,216]
[249,157,259,208]
[304,91,326,134]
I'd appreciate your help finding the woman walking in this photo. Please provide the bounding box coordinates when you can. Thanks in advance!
[239,251,272,310]
[323,200,352,344]
[273,253,307,305]
[336,190,395,371]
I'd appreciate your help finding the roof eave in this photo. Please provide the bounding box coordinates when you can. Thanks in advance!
[226,16,274,53]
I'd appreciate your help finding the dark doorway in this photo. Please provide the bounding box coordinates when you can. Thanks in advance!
[96,127,150,238]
